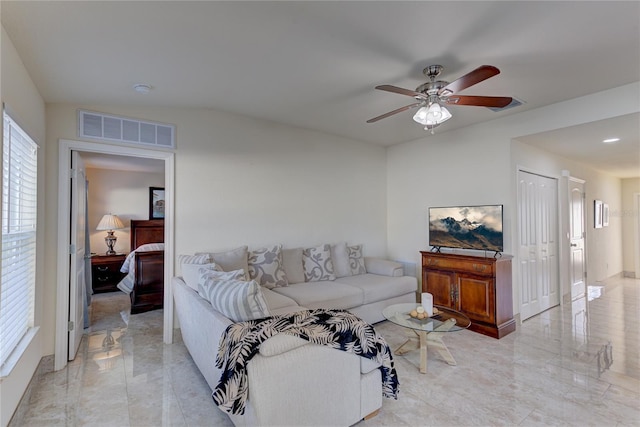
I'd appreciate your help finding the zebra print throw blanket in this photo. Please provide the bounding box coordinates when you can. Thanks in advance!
[213,309,399,415]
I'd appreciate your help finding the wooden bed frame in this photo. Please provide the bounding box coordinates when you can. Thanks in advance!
[130,219,165,314]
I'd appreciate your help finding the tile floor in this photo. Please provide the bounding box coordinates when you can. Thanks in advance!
[9,276,640,426]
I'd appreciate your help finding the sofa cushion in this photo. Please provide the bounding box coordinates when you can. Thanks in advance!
[331,242,352,278]
[348,245,366,275]
[272,281,362,310]
[197,277,270,322]
[197,246,249,278]
[335,274,417,305]
[281,248,304,285]
[303,244,336,282]
[261,287,300,311]
[248,245,288,289]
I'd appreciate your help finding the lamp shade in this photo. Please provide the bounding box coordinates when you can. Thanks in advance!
[413,102,452,126]
[96,214,125,231]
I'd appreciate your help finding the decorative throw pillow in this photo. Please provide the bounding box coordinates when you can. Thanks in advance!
[197,278,271,322]
[281,248,305,285]
[330,242,352,278]
[197,246,249,278]
[247,245,288,289]
[181,262,221,291]
[302,244,336,282]
[348,245,366,275]
[178,253,213,276]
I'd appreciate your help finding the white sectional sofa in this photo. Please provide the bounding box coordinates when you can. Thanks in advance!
[172,242,417,426]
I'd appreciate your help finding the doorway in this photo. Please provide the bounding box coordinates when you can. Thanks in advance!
[517,169,560,320]
[569,178,587,300]
[55,139,174,371]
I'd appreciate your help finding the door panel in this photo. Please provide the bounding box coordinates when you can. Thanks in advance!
[518,170,560,320]
[68,151,86,360]
[458,276,495,323]
[423,270,455,308]
[569,179,586,300]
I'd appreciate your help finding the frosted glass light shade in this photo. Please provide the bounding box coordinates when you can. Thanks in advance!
[96,214,125,231]
[413,103,452,126]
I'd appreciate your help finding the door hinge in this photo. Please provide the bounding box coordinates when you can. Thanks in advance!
[68,321,74,331]
[70,168,78,179]
[69,244,76,254]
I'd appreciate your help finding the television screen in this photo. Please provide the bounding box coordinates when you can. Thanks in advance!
[429,205,503,252]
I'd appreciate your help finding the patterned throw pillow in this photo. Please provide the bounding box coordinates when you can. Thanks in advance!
[247,245,288,289]
[348,245,366,275]
[197,278,271,322]
[302,244,336,282]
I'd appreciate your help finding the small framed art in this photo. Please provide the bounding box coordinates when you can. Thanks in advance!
[149,187,165,219]
[594,200,603,229]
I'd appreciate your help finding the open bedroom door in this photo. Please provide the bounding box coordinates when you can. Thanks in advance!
[68,151,87,360]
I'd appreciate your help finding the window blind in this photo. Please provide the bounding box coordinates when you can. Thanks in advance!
[1,111,38,369]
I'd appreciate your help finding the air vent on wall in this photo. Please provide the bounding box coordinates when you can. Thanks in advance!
[486,97,524,112]
[78,110,175,149]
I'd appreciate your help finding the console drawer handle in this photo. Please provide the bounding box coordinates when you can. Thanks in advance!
[472,264,487,272]
[97,266,110,272]
[427,259,439,266]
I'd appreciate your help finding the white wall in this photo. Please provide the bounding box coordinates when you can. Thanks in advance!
[621,178,640,276]
[387,82,639,317]
[86,167,164,254]
[0,26,46,427]
[43,103,388,356]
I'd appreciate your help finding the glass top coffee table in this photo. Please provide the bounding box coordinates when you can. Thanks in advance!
[382,302,470,373]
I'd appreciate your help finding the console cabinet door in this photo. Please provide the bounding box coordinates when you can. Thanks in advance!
[423,270,456,309]
[457,275,496,324]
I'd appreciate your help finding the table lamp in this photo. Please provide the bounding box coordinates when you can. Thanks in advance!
[96,214,125,255]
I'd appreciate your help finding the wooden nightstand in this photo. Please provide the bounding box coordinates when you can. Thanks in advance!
[91,253,127,293]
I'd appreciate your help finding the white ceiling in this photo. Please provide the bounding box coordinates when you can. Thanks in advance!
[2,1,639,177]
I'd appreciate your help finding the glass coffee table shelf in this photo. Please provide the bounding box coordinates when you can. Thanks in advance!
[382,303,471,373]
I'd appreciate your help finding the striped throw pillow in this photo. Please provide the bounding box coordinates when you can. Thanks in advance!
[197,278,270,322]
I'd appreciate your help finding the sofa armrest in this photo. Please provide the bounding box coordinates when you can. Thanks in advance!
[260,334,309,356]
[364,257,404,277]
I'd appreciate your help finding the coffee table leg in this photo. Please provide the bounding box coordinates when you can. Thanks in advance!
[395,338,415,355]
[418,331,428,373]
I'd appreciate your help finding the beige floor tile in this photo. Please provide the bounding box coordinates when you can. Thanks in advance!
[9,277,640,426]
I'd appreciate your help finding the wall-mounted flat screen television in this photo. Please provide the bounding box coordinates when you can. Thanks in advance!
[429,205,503,253]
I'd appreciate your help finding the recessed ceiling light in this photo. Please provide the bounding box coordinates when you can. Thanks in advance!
[133,83,152,94]
[602,137,620,144]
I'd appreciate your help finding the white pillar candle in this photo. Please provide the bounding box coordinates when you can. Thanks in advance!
[421,292,433,316]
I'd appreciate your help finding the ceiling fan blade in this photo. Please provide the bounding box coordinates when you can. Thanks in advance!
[375,85,427,99]
[439,65,500,96]
[367,102,422,123]
[444,95,513,108]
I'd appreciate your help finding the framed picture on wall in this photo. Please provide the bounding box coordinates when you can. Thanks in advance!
[594,199,603,228]
[603,203,609,227]
[149,187,165,219]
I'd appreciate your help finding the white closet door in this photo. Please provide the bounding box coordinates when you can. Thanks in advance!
[518,170,560,320]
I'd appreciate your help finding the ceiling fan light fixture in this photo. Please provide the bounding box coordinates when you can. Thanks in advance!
[412,102,452,126]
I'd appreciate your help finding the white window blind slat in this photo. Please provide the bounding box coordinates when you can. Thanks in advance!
[1,110,38,369]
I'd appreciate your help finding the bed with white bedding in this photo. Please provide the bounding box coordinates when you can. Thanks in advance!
[117,219,165,314]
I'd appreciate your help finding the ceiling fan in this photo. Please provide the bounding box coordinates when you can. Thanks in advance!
[367,65,513,132]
